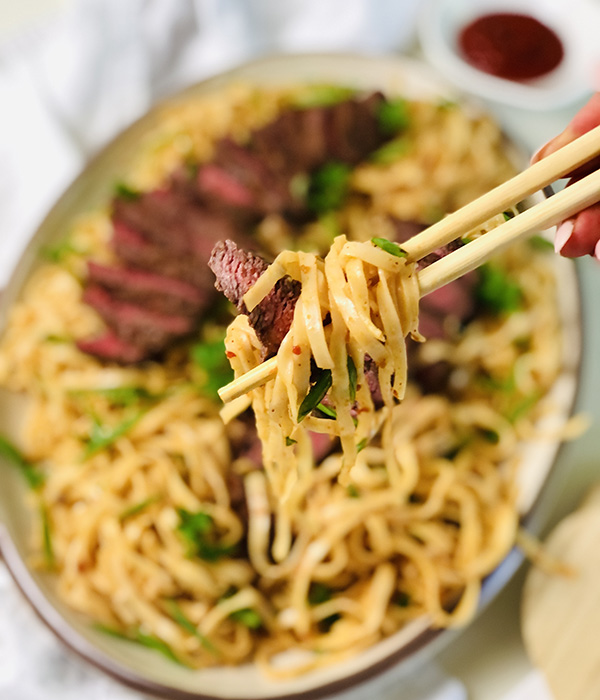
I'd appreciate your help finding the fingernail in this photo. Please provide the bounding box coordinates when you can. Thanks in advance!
[530,140,552,164]
[555,220,575,254]
[594,239,600,262]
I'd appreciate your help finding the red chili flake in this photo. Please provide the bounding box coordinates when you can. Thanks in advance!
[226,351,236,358]
[292,345,302,355]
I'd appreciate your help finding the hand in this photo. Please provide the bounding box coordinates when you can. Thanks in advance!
[531,93,600,259]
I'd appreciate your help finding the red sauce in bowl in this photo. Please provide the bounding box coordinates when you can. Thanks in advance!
[459,13,564,82]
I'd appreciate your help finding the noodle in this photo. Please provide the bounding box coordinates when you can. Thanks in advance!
[0,84,567,677]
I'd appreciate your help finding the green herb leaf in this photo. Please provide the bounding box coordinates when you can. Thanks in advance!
[318,613,341,633]
[285,436,297,446]
[40,240,82,264]
[114,181,141,200]
[177,508,235,561]
[371,237,408,258]
[0,434,45,489]
[40,505,55,569]
[164,600,218,655]
[306,162,351,214]
[119,496,160,521]
[377,98,410,135]
[290,85,356,109]
[94,623,185,665]
[135,631,184,665]
[356,438,368,453]
[529,235,554,251]
[229,608,262,629]
[347,356,357,402]
[82,410,144,459]
[316,402,337,419]
[298,369,333,422]
[370,136,412,165]
[308,583,333,606]
[476,263,522,315]
[392,591,411,607]
[347,484,360,498]
[70,386,158,408]
[506,392,541,423]
[191,336,234,400]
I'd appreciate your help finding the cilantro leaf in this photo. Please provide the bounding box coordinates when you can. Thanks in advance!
[306,162,351,214]
[191,336,234,400]
[377,98,410,135]
[298,369,333,422]
[476,264,522,315]
[176,508,235,561]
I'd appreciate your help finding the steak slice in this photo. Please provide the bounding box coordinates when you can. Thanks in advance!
[76,330,147,364]
[209,240,300,357]
[83,284,195,354]
[87,261,209,317]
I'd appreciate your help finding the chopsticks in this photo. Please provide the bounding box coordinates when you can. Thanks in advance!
[218,124,600,404]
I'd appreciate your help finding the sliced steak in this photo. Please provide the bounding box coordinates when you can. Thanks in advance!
[83,284,195,354]
[87,261,209,317]
[209,239,300,357]
[76,330,147,364]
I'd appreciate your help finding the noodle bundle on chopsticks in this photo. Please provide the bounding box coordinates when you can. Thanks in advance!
[224,235,422,500]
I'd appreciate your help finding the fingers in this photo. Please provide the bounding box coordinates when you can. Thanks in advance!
[554,203,600,259]
[531,93,600,260]
[531,93,600,165]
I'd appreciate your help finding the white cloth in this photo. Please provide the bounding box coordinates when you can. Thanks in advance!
[0,0,420,286]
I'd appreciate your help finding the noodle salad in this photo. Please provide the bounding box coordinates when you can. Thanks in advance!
[0,84,566,678]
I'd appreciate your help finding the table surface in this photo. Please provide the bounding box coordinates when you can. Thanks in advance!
[0,3,599,699]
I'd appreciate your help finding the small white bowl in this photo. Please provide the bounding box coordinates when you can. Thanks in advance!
[418,0,600,110]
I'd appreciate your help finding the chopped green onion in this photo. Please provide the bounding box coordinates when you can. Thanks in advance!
[164,600,218,655]
[298,369,333,422]
[376,98,410,135]
[41,506,55,569]
[371,237,408,258]
[94,623,185,664]
[285,436,297,446]
[392,591,411,607]
[502,210,516,221]
[119,496,160,521]
[316,402,337,419]
[356,438,368,453]
[0,434,44,489]
[347,484,360,498]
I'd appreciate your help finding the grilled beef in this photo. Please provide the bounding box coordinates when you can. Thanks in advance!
[208,240,300,357]
[87,261,209,317]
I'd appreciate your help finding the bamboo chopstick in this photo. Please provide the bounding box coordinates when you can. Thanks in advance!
[401,123,600,262]
[218,125,600,404]
[419,167,600,296]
